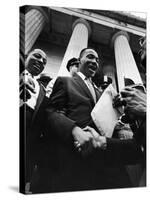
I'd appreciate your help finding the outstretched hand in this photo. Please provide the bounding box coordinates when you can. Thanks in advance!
[72,126,95,156]
[121,86,146,119]
[113,85,146,119]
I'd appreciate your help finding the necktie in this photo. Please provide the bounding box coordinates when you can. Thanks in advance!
[86,78,96,103]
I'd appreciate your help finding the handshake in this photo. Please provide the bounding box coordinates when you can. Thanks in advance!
[72,126,106,157]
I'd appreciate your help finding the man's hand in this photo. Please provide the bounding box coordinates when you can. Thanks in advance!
[72,126,94,156]
[72,126,93,145]
[113,122,133,140]
[83,126,99,148]
[113,94,127,108]
[121,86,146,119]
[83,126,107,149]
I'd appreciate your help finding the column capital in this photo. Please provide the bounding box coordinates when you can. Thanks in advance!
[72,18,91,38]
[111,31,130,48]
[27,6,49,23]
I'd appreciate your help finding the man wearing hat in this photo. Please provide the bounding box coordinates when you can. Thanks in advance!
[66,57,79,77]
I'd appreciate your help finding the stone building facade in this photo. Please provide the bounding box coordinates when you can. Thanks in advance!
[20,5,146,91]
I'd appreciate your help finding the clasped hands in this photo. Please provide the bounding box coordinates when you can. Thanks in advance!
[72,126,106,157]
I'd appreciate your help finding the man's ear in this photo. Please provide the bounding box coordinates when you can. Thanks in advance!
[78,58,81,64]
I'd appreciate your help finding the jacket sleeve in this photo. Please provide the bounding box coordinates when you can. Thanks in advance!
[45,77,76,144]
[105,137,144,165]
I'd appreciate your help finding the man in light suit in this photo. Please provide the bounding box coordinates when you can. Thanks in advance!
[44,48,143,193]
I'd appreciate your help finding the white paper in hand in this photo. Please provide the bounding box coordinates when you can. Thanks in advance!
[91,84,123,138]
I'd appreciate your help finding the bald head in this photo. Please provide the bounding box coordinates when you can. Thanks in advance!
[25,49,47,76]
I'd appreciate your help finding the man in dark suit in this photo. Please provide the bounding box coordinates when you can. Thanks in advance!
[44,48,143,193]
[113,36,146,186]
[20,49,49,194]
[66,57,79,77]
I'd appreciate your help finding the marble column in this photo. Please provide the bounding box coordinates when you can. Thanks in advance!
[20,8,48,56]
[112,31,144,187]
[57,18,91,77]
[20,11,25,61]
[112,31,142,91]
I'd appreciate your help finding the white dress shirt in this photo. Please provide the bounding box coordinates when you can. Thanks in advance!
[20,69,40,109]
[77,72,96,103]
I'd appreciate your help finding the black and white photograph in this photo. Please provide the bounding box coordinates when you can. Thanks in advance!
[19,4,147,195]
[1,1,149,199]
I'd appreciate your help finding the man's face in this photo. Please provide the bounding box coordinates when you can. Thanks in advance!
[26,49,47,76]
[79,49,99,78]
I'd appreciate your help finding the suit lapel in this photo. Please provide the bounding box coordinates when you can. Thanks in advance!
[32,84,45,123]
[74,74,95,104]
[92,83,102,102]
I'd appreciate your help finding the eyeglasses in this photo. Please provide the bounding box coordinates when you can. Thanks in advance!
[33,53,47,65]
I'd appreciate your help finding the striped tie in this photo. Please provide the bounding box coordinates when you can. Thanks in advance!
[86,78,96,103]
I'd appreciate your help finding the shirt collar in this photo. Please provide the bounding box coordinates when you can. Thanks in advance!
[77,72,92,82]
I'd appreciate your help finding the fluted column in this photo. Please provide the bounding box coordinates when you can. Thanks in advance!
[20,8,48,56]
[112,31,142,91]
[57,18,91,77]
[112,31,144,186]
[20,11,25,58]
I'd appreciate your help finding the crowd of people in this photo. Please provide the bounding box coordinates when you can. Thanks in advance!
[20,36,146,194]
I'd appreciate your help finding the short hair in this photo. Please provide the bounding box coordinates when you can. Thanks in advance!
[79,47,97,59]
[27,48,46,59]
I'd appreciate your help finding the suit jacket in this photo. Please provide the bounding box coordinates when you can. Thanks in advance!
[29,83,50,164]
[20,83,48,185]
[31,83,48,128]
[44,74,143,193]
[46,74,101,142]
[22,83,48,140]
